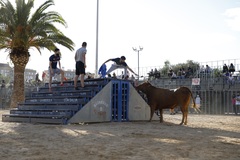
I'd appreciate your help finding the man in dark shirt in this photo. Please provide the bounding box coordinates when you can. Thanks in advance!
[101,56,138,79]
[48,48,65,91]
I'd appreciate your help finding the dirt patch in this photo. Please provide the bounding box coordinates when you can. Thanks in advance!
[0,110,239,160]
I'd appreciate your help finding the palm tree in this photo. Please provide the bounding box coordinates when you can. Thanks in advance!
[0,0,75,108]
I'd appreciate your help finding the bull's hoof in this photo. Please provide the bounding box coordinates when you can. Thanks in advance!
[179,122,183,125]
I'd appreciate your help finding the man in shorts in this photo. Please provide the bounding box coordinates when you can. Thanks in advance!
[48,48,65,91]
[101,56,138,79]
[74,42,87,90]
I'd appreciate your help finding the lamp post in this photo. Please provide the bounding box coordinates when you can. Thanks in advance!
[132,46,143,80]
[95,0,99,77]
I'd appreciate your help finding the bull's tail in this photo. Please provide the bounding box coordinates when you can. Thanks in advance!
[187,88,201,113]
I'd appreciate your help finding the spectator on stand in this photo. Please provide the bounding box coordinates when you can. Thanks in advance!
[228,74,234,85]
[181,68,186,79]
[168,68,173,77]
[200,65,205,73]
[148,69,154,80]
[186,66,193,78]
[229,63,235,74]
[171,72,177,79]
[112,72,117,79]
[205,65,212,73]
[222,64,228,73]
[154,68,160,79]
[177,68,182,79]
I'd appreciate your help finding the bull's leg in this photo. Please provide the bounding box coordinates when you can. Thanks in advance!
[180,107,188,125]
[149,106,155,122]
[184,110,188,125]
[180,114,184,125]
[180,107,185,125]
[183,104,189,125]
[159,109,164,123]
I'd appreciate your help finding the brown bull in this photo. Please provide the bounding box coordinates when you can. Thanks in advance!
[135,81,200,125]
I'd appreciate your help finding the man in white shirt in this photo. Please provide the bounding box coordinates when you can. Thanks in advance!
[74,42,87,90]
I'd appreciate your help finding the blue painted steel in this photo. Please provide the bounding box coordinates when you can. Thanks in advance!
[111,80,129,122]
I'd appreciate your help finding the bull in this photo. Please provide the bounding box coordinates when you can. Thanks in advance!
[135,81,200,125]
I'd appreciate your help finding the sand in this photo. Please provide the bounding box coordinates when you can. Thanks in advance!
[0,110,239,160]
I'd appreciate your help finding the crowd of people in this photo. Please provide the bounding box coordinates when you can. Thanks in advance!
[148,68,161,80]
[222,63,236,85]
[147,66,194,80]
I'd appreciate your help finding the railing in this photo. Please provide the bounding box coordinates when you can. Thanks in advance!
[132,58,240,77]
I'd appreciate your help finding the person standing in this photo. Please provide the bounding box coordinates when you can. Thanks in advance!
[48,48,64,91]
[42,71,46,82]
[74,42,87,90]
[195,95,201,109]
[101,56,138,79]
[232,94,237,115]
[235,92,240,115]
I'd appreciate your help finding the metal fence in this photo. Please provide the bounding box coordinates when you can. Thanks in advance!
[0,84,42,109]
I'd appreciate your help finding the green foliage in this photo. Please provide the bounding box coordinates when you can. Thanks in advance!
[159,60,200,77]
[0,0,75,53]
[213,68,222,77]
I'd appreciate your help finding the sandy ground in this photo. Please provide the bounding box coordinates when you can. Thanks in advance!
[0,110,239,160]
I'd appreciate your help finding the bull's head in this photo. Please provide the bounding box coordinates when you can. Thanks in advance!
[135,81,152,93]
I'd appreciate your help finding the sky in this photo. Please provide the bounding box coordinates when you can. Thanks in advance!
[1,0,240,76]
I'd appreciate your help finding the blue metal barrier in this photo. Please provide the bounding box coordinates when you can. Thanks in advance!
[111,80,129,122]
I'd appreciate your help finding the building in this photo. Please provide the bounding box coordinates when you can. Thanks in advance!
[0,63,13,82]
[0,63,13,77]
[24,68,37,82]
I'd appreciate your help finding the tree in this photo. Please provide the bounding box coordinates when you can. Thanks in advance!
[0,0,75,108]
[161,60,171,77]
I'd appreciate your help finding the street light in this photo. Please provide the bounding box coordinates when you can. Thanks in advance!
[132,46,143,80]
[95,0,99,77]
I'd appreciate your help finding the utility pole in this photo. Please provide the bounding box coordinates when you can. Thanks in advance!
[132,46,143,80]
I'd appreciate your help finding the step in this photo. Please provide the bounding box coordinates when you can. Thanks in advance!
[9,110,73,117]
[39,85,102,93]
[17,105,80,111]
[2,115,68,124]
[18,100,88,106]
[30,90,93,98]
[24,96,87,104]
[43,78,111,87]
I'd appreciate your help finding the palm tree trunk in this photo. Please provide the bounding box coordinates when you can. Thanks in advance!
[10,52,29,108]
[10,65,25,108]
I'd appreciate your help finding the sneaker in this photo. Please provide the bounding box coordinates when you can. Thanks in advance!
[60,83,64,86]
